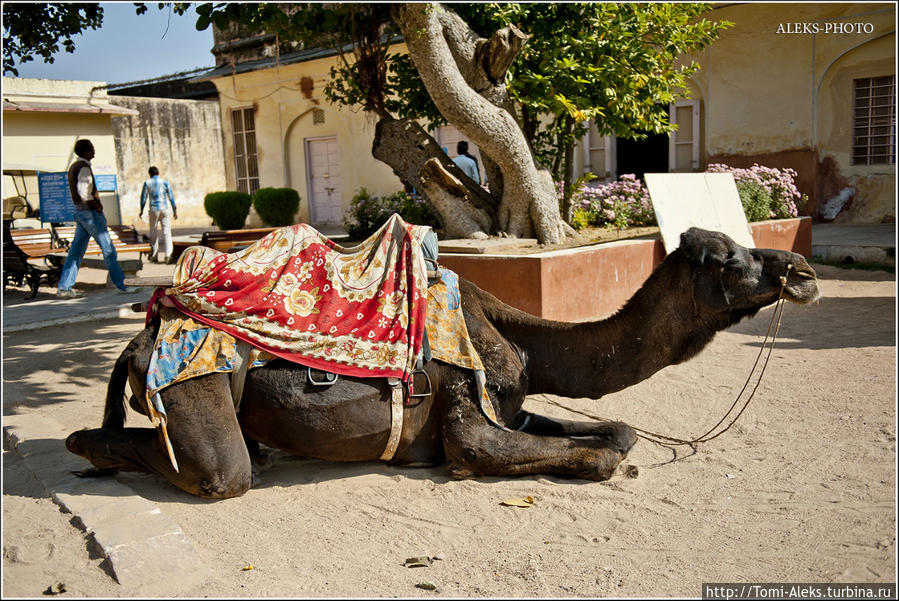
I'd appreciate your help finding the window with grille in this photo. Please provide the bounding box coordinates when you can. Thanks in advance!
[852,76,896,165]
[232,107,260,194]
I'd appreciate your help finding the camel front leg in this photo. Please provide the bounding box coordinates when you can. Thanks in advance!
[441,398,624,481]
[516,411,637,455]
[66,373,252,499]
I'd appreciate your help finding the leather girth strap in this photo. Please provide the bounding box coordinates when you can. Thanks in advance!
[380,378,404,461]
[230,339,253,413]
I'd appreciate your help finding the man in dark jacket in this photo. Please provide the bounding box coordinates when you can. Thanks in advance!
[56,139,137,298]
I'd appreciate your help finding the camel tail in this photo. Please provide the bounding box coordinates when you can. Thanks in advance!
[102,346,132,429]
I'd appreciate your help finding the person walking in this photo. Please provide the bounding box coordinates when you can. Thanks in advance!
[139,166,177,263]
[57,139,137,298]
[452,140,481,185]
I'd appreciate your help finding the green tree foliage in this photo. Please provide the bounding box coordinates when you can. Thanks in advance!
[2,3,104,76]
[343,188,441,241]
[450,3,729,217]
[4,3,728,237]
[193,3,727,224]
[194,3,399,117]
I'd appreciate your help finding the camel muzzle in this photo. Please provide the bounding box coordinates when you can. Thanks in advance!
[782,256,821,304]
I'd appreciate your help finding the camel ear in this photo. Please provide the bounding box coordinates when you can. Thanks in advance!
[679,228,707,264]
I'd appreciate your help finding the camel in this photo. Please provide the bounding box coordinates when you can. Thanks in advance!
[66,228,820,498]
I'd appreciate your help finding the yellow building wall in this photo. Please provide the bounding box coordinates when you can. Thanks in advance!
[208,48,406,227]
[697,3,895,221]
[110,96,228,228]
[3,112,125,223]
[2,78,127,223]
[816,33,896,222]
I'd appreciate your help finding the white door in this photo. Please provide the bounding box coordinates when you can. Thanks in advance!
[305,137,342,225]
[669,99,700,172]
[582,120,616,182]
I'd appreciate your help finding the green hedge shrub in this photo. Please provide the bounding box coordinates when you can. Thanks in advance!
[735,180,774,223]
[204,191,252,230]
[253,187,300,227]
[707,163,805,221]
[343,188,441,240]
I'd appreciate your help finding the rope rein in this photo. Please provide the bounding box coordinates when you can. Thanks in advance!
[539,265,794,448]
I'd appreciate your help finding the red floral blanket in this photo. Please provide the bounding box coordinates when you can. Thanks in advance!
[151,214,432,383]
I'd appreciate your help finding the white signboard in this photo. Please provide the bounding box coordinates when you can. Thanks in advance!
[644,172,755,253]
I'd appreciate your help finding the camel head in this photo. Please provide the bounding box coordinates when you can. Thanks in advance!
[677,227,820,323]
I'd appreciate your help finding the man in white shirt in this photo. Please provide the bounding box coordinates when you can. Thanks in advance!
[56,139,137,298]
[139,166,178,263]
[452,140,481,185]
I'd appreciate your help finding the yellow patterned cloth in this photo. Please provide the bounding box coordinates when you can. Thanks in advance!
[423,275,484,373]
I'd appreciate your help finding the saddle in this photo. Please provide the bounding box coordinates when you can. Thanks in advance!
[139,216,495,471]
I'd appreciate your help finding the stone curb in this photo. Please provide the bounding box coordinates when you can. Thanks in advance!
[811,243,895,267]
[3,413,205,591]
[2,305,135,333]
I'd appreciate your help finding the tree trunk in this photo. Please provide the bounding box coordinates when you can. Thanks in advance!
[560,116,577,223]
[372,116,493,238]
[393,3,573,244]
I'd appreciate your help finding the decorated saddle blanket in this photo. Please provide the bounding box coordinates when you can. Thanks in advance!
[151,213,431,380]
[143,214,494,427]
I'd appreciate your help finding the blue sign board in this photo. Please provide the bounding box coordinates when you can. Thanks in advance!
[37,172,118,222]
[37,172,74,222]
[94,174,117,192]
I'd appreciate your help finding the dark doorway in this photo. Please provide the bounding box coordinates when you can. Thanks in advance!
[616,132,669,180]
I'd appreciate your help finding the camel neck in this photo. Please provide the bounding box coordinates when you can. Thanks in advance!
[508,254,720,398]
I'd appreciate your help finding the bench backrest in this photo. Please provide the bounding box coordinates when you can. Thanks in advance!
[54,224,150,254]
[3,239,32,270]
[200,227,280,252]
[6,227,62,258]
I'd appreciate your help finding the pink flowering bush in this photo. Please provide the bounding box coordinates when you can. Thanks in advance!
[707,163,806,221]
[562,174,656,231]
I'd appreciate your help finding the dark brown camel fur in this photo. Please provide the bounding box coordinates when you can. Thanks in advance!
[66,228,820,498]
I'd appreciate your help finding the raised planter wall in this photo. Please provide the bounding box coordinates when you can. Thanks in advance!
[439,217,812,322]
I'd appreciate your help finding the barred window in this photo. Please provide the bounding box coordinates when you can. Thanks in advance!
[232,107,260,194]
[852,76,896,165]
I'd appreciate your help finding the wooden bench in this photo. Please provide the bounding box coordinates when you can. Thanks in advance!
[171,227,281,262]
[51,224,150,280]
[200,227,280,252]
[53,224,151,258]
[3,228,63,299]
[6,226,67,259]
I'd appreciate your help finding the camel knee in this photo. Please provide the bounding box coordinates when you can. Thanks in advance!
[196,471,251,499]
[65,430,88,456]
[66,428,106,462]
[444,445,481,479]
[190,449,253,499]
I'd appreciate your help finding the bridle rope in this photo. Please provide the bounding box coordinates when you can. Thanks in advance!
[539,265,793,448]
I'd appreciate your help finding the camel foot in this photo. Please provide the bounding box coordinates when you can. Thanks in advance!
[588,421,637,456]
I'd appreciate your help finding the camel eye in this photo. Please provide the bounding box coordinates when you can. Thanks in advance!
[723,251,743,271]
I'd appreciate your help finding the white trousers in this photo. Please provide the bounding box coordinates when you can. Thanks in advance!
[149,208,173,261]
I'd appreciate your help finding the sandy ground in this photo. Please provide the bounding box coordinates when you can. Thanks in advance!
[2,262,896,598]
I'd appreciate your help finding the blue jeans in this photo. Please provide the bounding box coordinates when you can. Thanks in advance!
[57,209,126,291]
